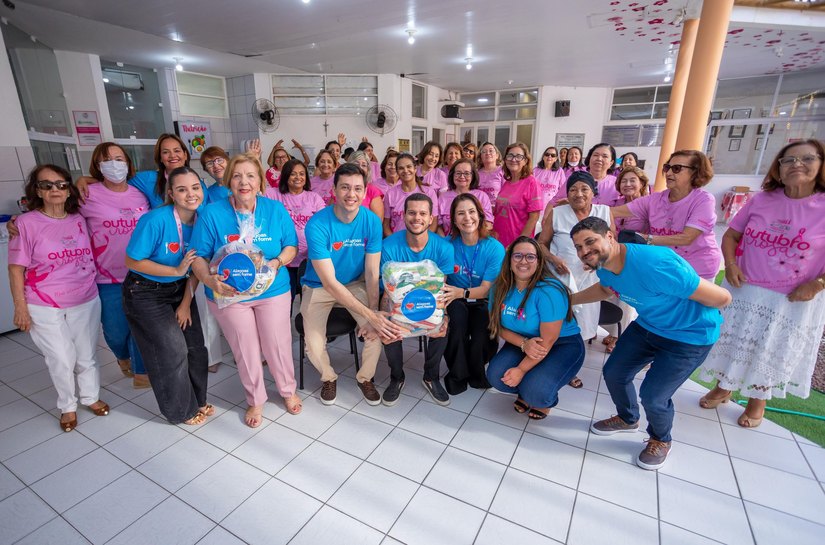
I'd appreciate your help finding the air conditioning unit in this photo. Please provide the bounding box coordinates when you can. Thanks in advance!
[438,100,464,125]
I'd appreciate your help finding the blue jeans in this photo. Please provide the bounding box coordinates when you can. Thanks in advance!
[603,321,713,443]
[97,283,145,374]
[487,335,585,408]
[122,273,208,424]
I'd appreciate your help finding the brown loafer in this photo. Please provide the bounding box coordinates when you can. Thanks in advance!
[117,359,134,377]
[89,400,110,416]
[60,412,77,432]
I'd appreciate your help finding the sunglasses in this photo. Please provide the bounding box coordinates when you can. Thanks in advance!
[544,153,557,157]
[511,252,538,263]
[37,181,71,191]
[662,163,696,174]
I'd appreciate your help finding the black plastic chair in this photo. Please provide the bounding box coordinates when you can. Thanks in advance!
[588,300,624,344]
[293,261,360,390]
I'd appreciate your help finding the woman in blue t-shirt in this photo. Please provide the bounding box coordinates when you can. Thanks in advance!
[442,193,505,395]
[487,236,585,419]
[122,166,211,426]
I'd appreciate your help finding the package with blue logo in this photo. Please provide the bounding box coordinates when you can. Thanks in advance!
[208,212,275,308]
[382,259,445,338]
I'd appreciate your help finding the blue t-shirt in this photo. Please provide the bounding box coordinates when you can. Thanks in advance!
[190,196,298,301]
[207,183,230,203]
[596,244,722,345]
[302,206,382,289]
[130,169,210,210]
[447,236,505,290]
[492,279,580,338]
[126,205,193,283]
[380,231,455,282]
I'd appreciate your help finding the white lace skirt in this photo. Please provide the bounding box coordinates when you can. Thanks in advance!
[700,281,825,400]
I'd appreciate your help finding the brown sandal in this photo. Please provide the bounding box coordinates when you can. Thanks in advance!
[513,398,529,414]
[183,412,207,426]
[568,376,583,389]
[60,412,77,432]
[284,394,302,415]
[198,404,215,417]
[88,400,110,416]
[528,407,550,420]
[699,389,732,409]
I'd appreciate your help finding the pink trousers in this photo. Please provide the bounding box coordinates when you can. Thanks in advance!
[209,293,295,407]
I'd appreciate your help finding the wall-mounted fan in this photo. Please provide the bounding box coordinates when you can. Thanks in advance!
[365,105,398,136]
[252,98,280,132]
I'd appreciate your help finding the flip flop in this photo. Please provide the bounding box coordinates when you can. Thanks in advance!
[513,398,529,414]
[528,407,549,420]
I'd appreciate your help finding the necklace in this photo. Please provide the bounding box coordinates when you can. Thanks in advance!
[39,208,67,219]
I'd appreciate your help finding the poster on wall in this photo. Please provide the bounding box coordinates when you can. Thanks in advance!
[397,138,411,153]
[556,133,585,151]
[174,121,212,160]
[72,111,101,146]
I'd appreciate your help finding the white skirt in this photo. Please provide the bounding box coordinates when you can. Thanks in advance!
[700,280,825,400]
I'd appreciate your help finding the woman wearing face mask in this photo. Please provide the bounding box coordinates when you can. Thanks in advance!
[123,167,211,425]
[311,149,337,205]
[477,142,505,205]
[563,146,585,178]
[79,143,150,385]
[417,141,448,193]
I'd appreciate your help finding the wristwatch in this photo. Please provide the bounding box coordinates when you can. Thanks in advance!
[646,234,654,245]
[463,288,471,299]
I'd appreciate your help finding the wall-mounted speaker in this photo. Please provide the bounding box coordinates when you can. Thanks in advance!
[554,100,570,117]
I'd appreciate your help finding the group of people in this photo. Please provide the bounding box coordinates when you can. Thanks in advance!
[7,130,825,470]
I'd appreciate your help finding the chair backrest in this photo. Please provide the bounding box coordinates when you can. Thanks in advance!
[296,259,308,301]
[598,300,623,326]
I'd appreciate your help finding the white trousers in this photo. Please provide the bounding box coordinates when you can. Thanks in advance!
[28,297,102,413]
[195,284,223,365]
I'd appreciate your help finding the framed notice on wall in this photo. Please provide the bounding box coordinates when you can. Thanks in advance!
[72,111,102,146]
[556,133,585,151]
[174,121,212,160]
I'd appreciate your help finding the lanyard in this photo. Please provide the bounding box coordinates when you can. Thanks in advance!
[461,240,481,286]
[172,206,196,251]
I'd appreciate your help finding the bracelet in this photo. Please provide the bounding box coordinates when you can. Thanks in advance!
[519,338,527,353]
[273,257,283,268]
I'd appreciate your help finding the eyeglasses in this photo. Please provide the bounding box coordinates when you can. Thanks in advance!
[37,181,71,191]
[505,153,526,162]
[480,149,497,156]
[511,252,538,263]
[662,163,696,174]
[778,154,822,167]
[204,157,226,169]
[454,171,473,179]
[544,153,557,158]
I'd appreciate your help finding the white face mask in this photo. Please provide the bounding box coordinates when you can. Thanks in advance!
[99,160,129,183]
[568,161,579,167]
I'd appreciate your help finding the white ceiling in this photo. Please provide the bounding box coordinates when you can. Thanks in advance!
[3,0,825,91]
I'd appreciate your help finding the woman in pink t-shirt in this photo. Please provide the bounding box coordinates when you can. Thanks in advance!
[8,165,108,432]
[437,159,494,236]
[348,151,384,220]
[441,142,464,176]
[373,150,399,194]
[265,145,291,188]
[477,142,504,205]
[310,149,336,205]
[585,143,619,206]
[81,143,150,383]
[417,141,448,193]
[383,153,439,235]
[612,150,722,280]
[264,159,326,304]
[563,146,585,178]
[493,143,543,249]
[699,140,825,428]
[612,166,650,232]
[533,146,566,209]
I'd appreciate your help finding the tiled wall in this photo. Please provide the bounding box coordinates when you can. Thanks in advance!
[226,75,259,157]
[0,146,37,215]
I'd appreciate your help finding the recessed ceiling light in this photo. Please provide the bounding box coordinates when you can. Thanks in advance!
[406,28,416,44]
[478,98,488,103]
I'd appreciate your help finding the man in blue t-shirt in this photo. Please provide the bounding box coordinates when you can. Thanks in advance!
[380,193,455,407]
[301,163,404,406]
[570,217,731,471]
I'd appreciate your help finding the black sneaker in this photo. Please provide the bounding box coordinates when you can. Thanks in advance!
[382,379,405,406]
[320,380,337,405]
[358,380,381,406]
[590,415,640,435]
[636,439,672,470]
[422,378,450,406]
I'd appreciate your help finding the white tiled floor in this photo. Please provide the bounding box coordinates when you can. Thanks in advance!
[1,329,824,544]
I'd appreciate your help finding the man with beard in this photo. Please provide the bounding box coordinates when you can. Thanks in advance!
[570,217,731,470]
[380,193,454,406]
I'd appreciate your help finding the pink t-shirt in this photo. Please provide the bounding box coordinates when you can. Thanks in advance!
[264,188,326,267]
[593,175,620,206]
[265,167,281,188]
[80,183,150,284]
[370,161,381,184]
[493,175,544,249]
[627,189,722,280]
[383,184,440,233]
[478,167,504,204]
[372,177,395,194]
[310,175,334,205]
[418,167,448,194]
[729,190,825,294]
[612,195,649,234]
[533,167,566,210]
[8,211,98,308]
[437,190,494,235]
